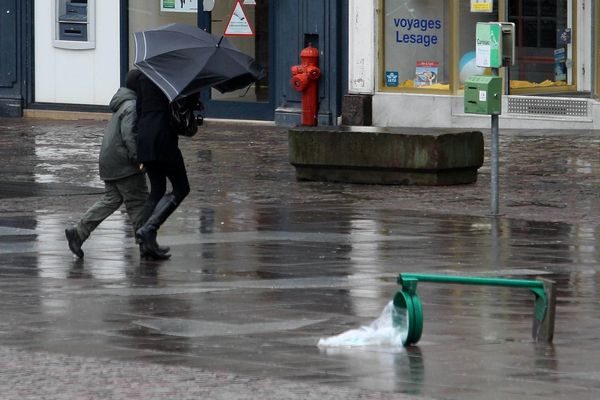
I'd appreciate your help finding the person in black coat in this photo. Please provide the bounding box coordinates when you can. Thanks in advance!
[132,72,191,260]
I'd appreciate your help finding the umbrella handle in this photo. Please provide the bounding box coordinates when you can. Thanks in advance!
[217,36,224,47]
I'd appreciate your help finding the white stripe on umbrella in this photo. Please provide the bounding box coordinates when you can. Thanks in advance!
[142,31,147,60]
[135,32,179,102]
[133,32,141,64]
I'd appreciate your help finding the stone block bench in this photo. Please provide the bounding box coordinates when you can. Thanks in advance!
[288,126,484,185]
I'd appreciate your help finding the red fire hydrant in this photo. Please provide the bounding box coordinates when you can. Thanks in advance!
[291,43,321,126]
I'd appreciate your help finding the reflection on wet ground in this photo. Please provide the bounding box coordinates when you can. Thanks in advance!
[0,119,600,398]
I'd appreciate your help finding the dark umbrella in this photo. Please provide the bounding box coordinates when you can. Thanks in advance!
[133,23,264,102]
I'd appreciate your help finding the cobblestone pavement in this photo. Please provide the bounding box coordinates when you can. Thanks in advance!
[0,347,420,400]
[0,118,599,399]
[2,119,600,224]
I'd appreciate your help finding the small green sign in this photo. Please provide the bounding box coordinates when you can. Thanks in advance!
[162,0,175,9]
[476,23,501,68]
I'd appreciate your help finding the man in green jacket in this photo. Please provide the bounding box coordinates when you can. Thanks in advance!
[65,70,163,259]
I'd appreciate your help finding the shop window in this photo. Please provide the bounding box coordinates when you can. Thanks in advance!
[381,0,576,95]
[381,0,451,92]
[507,0,574,92]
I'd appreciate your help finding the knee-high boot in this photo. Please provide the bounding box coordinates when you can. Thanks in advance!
[136,194,179,260]
[138,200,170,257]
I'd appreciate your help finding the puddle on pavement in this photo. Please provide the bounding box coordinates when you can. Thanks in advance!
[71,287,229,297]
[133,318,325,338]
[318,301,407,348]
[0,181,101,199]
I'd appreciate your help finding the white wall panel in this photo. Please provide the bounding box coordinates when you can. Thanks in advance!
[348,0,375,94]
[35,0,120,105]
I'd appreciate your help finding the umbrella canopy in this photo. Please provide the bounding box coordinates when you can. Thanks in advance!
[133,23,264,102]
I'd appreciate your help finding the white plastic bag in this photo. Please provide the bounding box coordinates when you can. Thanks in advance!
[318,301,407,348]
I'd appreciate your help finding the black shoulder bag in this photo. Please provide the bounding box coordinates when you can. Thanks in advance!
[169,96,204,137]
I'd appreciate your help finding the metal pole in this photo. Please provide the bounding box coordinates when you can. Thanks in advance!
[491,216,500,268]
[490,67,500,216]
[491,114,499,215]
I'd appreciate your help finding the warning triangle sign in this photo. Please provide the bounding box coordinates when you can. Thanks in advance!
[224,0,254,36]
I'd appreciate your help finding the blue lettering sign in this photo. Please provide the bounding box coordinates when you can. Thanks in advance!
[393,18,442,32]
[396,31,438,47]
[392,17,442,48]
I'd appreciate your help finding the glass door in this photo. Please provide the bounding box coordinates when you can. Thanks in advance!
[199,0,273,120]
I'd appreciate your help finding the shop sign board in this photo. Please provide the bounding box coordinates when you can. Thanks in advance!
[476,22,515,68]
[471,0,493,13]
[414,61,439,87]
[476,22,501,68]
[554,48,567,81]
[224,0,255,36]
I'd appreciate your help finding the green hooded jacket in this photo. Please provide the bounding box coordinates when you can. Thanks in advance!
[99,87,142,181]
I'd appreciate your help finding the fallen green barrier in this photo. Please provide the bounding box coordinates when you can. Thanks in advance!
[394,273,556,346]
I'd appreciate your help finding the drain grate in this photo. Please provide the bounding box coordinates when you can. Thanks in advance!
[507,97,588,116]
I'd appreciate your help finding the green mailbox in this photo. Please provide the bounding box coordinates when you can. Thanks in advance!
[464,75,502,115]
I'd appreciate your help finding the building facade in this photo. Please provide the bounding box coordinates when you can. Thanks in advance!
[349,0,600,130]
[4,1,600,130]
[0,0,348,125]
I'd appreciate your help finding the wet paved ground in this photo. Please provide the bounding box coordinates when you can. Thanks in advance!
[0,118,600,399]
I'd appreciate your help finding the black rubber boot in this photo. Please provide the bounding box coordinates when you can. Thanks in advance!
[136,194,178,260]
[139,243,171,258]
[138,201,171,256]
[65,227,84,259]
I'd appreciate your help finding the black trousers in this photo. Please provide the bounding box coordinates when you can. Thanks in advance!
[144,156,190,206]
